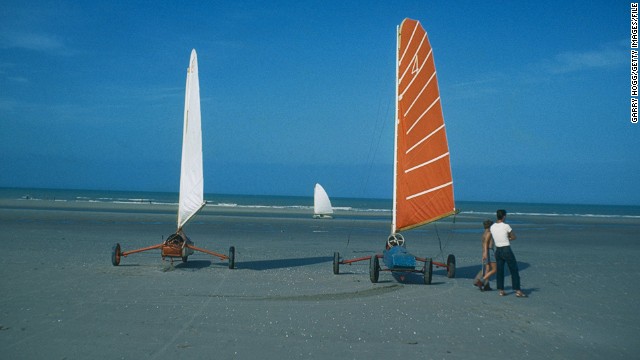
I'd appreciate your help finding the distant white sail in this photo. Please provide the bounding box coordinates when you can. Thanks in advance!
[177,49,205,230]
[313,183,334,218]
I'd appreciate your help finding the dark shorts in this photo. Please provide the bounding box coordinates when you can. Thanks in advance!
[487,248,495,263]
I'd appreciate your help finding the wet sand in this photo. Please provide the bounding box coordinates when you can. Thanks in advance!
[1,200,638,359]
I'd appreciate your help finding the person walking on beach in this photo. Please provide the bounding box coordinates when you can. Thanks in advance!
[475,219,497,291]
[490,209,527,297]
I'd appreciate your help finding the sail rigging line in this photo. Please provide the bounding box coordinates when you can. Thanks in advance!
[432,222,447,264]
[362,98,392,188]
[431,210,459,263]
[345,68,393,248]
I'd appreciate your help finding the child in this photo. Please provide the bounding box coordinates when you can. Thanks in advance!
[475,219,496,291]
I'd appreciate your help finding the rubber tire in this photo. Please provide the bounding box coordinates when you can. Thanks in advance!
[111,243,121,266]
[446,254,456,278]
[369,255,379,283]
[228,246,235,269]
[424,258,433,285]
[333,252,340,274]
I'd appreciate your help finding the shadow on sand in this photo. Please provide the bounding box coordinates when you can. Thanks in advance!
[373,261,532,285]
[446,262,531,279]
[239,256,333,270]
[172,260,214,270]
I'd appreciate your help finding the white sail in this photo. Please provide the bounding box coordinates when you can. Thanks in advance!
[177,49,205,230]
[313,183,334,217]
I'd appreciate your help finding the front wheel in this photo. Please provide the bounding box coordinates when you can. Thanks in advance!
[111,243,121,266]
[424,258,433,285]
[333,252,340,274]
[369,255,379,283]
[446,254,456,278]
[228,246,235,269]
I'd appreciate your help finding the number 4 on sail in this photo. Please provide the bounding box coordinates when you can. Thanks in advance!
[333,18,456,284]
[111,49,235,269]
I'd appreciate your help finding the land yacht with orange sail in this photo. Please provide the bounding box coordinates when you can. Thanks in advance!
[333,19,456,284]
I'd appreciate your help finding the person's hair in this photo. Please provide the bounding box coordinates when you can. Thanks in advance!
[496,209,507,220]
[483,219,493,229]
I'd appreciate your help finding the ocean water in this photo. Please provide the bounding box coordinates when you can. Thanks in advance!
[2,187,639,219]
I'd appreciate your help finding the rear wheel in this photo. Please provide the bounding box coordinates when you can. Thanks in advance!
[369,255,379,283]
[333,252,340,274]
[111,243,121,266]
[228,246,235,269]
[181,246,189,263]
[424,258,433,284]
[446,254,456,278]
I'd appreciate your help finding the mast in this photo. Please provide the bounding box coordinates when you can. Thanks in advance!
[391,24,400,235]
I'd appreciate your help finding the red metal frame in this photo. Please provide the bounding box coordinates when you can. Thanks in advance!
[185,243,228,261]
[415,257,448,269]
[339,255,374,265]
[120,243,228,261]
[121,243,163,257]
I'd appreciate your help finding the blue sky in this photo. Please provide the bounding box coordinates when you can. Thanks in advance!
[0,1,637,205]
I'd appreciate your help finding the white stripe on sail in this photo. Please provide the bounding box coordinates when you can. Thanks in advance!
[399,33,428,85]
[406,124,445,154]
[406,94,439,135]
[406,181,453,201]
[399,48,432,99]
[405,152,449,173]
[398,21,419,67]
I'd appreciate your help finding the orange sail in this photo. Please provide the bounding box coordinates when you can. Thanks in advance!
[393,18,455,233]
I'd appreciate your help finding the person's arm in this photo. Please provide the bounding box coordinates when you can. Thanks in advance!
[482,232,490,260]
[508,231,516,241]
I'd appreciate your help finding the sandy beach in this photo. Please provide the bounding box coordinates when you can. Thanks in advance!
[1,199,639,359]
